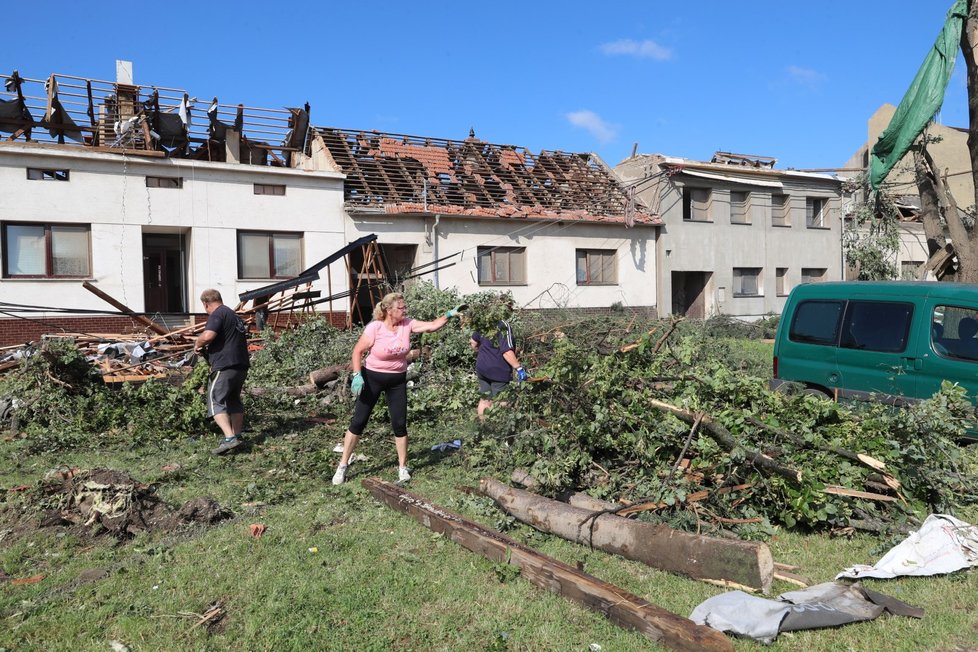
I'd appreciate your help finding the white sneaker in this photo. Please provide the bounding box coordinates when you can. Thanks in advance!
[398,466,411,482]
[332,464,348,485]
[332,443,344,453]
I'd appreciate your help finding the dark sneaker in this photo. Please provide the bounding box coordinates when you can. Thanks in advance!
[212,437,241,455]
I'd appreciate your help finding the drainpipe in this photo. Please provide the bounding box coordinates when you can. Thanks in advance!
[432,214,441,289]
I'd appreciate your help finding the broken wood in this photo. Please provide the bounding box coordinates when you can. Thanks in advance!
[363,477,732,652]
[822,485,897,502]
[308,363,353,388]
[481,478,774,594]
[82,281,169,336]
[647,398,803,485]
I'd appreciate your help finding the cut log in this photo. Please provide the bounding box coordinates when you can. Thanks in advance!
[363,478,732,652]
[309,363,352,388]
[481,478,774,594]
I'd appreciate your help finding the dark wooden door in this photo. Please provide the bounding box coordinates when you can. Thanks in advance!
[143,234,186,313]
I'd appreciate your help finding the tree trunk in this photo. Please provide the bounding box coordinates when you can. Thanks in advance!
[364,478,733,652]
[481,478,775,593]
[959,4,978,282]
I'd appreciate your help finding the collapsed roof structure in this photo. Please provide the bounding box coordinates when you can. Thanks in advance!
[313,127,659,226]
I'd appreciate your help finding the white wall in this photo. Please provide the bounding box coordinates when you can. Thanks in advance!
[0,144,348,316]
[347,214,658,310]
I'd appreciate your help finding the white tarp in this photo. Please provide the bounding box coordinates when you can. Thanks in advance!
[837,514,978,580]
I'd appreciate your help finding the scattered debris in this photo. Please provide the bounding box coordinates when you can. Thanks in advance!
[690,582,923,644]
[837,514,978,580]
[249,523,267,538]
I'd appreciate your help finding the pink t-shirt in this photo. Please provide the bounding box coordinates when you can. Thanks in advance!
[363,319,414,373]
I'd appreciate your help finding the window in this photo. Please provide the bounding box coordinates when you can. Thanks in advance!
[146,176,183,188]
[237,231,303,279]
[730,191,750,224]
[576,249,617,285]
[801,267,826,284]
[27,168,69,181]
[772,194,789,226]
[2,223,90,277]
[931,305,978,361]
[806,197,827,228]
[682,187,711,221]
[789,300,844,345]
[900,260,923,280]
[733,267,761,297]
[477,246,526,285]
[840,301,913,353]
[254,183,286,196]
[776,268,788,296]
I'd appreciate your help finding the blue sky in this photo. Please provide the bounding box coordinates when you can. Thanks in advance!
[5,0,969,171]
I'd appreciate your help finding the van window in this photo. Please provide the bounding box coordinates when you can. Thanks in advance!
[933,305,978,361]
[789,300,844,345]
[839,301,913,353]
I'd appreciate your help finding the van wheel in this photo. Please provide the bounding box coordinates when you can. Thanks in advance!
[802,387,831,400]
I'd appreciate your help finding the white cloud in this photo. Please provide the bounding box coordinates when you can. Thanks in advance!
[786,65,827,88]
[566,110,616,144]
[599,39,672,61]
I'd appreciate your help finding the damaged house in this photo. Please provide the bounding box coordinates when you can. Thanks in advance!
[615,152,845,319]
[0,63,660,346]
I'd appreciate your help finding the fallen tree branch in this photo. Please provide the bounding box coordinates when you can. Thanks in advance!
[647,398,803,486]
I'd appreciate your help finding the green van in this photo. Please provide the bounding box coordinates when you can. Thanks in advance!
[771,281,978,411]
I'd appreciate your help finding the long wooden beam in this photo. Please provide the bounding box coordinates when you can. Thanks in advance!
[482,478,773,593]
[362,478,732,652]
[82,281,169,335]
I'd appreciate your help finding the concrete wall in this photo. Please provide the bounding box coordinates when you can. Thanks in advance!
[346,214,658,311]
[0,143,348,339]
[617,155,843,319]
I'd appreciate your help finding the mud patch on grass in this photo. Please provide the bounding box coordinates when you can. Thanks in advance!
[0,467,232,545]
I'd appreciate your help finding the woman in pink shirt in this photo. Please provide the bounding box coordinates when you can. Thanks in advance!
[332,292,462,485]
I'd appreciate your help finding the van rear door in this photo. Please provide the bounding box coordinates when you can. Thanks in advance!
[916,300,978,402]
[834,300,916,404]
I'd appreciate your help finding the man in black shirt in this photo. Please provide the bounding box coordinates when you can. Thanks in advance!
[194,289,250,455]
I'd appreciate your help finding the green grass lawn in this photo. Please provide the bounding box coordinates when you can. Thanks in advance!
[3,410,978,652]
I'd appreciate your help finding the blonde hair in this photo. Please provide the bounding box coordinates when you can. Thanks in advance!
[373,292,405,321]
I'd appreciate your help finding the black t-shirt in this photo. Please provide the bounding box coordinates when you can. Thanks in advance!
[204,304,250,370]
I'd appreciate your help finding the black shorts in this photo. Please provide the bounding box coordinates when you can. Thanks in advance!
[478,375,510,398]
[207,367,247,416]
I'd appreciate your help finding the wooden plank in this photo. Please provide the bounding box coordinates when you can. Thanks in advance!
[82,281,169,335]
[822,485,897,502]
[482,478,773,593]
[363,478,732,652]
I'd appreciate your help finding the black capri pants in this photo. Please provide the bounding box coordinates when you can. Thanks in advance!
[348,367,408,437]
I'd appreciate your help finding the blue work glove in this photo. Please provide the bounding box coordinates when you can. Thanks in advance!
[516,367,529,382]
[350,372,364,399]
[444,303,469,318]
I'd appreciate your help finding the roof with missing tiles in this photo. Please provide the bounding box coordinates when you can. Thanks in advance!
[315,127,661,226]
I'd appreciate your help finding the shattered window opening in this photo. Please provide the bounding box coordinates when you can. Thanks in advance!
[27,168,69,181]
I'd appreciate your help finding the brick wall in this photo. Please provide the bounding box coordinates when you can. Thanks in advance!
[0,311,351,347]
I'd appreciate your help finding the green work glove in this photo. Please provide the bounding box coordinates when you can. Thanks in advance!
[350,372,364,399]
[444,303,469,318]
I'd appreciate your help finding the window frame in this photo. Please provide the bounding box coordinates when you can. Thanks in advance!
[771,193,790,226]
[732,267,762,297]
[776,267,788,296]
[236,230,304,280]
[730,190,751,225]
[254,183,286,196]
[477,246,527,286]
[806,197,828,228]
[1,221,92,279]
[146,176,183,189]
[801,267,826,284]
[575,248,618,286]
[27,168,69,181]
[682,186,711,222]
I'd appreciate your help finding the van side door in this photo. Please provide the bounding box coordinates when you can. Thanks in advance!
[835,300,916,404]
[917,302,978,403]
[779,298,844,392]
